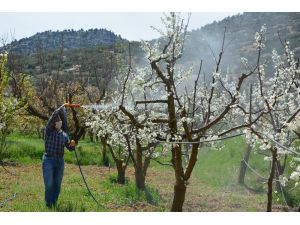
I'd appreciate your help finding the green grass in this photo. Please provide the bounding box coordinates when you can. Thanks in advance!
[0,133,164,211]
[0,164,164,212]
[191,137,300,208]
[3,134,44,164]
[100,173,163,206]
[150,137,300,209]
[193,137,270,189]
[3,133,109,166]
[1,133,299,211]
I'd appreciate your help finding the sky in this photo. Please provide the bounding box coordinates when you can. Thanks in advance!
[0,0,296,43]
[0,12,237,42]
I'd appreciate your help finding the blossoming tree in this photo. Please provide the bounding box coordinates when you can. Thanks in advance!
[239,26,300,211]
[85,13,299,212]
[116,13,265,211]
[0,52,27,169]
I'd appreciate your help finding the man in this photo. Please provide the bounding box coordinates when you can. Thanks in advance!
[42,104,75,208]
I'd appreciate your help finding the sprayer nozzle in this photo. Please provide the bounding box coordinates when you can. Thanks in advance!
[65,103,80,108]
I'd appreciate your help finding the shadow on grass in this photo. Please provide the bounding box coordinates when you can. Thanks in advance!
[243,183,265,194]
[107,173,163,206]
[144,187,161,205]
[54,201,86,212]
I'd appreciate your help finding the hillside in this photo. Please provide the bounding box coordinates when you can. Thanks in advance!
[2,12,300,83]
[182,12,300,75]
[2,28,125,55]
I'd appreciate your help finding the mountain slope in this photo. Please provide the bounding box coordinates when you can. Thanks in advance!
[2,28,125,54]
[182,12,300,75]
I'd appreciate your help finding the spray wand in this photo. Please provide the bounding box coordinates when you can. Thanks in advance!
[64,103,81,108]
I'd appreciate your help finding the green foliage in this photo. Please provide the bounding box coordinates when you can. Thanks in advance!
[0,54,13,161]
[0,54,33,163]
[0,54,9,94]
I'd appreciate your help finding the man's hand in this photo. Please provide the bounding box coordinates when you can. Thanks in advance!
[68,145,75,151]
[67,140,76,151]
[70,140,76,147]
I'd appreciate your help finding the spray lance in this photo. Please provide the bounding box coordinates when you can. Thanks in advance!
[63,102,101,206]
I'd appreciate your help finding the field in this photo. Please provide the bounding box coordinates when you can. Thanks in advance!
[0,134,296,212]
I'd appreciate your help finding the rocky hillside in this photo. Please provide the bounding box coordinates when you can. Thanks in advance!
[2,28,125,54]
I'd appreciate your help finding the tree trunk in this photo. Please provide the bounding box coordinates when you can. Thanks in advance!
[170,143,187,212]
[171,180,187,212]
[267,148,277,212]
[135,169,146,190]
[116,160,126,184]
[238,144,252,185]
[100,137,110,167]
[135,139,146,190]
[89,130,94,142]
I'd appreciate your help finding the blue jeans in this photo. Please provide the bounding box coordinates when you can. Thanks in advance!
[42,154,64,208]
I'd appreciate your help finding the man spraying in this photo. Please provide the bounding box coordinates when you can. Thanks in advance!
[42,103,76,208]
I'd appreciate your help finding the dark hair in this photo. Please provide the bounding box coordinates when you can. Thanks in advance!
[54,114,62,122]
[51,114,63,130]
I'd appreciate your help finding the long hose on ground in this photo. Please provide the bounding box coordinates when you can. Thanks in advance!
[0,193,17,207]
[63,107,102,207]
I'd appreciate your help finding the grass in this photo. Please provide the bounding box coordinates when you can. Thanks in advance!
[191,137,300,209]
[1,133,299,211]
[193,137,270,189]
[3,133,109,166]
[0,164,164,212]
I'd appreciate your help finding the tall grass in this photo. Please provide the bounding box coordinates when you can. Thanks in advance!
[3,133,110,166]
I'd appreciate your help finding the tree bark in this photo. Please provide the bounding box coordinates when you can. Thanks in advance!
[135,169,146,190]
[100,137,110,167]
[135,139,146,190]
[116,160,126,184]
[171,180,187,212]
[267,148,277,212]
[238,144,252,185]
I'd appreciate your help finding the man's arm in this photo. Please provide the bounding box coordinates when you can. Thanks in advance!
[44,105,65,138]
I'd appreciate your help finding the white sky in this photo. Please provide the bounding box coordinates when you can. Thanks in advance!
[0,12,237,42]
[0,0,298,42]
